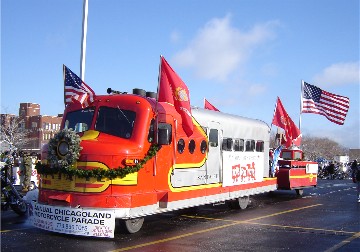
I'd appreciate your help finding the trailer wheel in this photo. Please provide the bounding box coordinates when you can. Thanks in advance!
[122,217,144,234]
[295,189,304,196]
[229,196,250,210]
[238,196,250,209]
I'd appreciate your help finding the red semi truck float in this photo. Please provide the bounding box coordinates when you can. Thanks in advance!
[31,88,317,238]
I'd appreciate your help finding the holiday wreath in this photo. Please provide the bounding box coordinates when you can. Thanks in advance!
[47,128,82,168]
[36,128,159,180]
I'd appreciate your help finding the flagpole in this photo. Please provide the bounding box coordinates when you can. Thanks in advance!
[155,55,162,115]
[299,80,304,131]
[80,0,89,81]
[152,55,162,176]
[270,96,278,130]
[270,97,279,148]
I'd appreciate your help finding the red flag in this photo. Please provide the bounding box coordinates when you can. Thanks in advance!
[272,97,301,147]
[204,98,220,111]
[158,56,193,136]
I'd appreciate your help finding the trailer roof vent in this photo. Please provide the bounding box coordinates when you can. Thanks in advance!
[146,91,157,99]
[133,88,146,97]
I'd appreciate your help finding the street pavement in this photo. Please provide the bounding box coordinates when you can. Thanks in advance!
[1,179,359,252]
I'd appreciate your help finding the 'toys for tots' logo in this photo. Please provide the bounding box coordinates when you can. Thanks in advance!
[174,87,189,102]
[280,116,289,126]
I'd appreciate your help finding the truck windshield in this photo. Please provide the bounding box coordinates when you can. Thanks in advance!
[95,106,136,139]
[64,107,95,133]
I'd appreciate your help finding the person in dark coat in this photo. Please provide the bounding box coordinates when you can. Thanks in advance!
[351,160,360,203]
[327,162,335,180]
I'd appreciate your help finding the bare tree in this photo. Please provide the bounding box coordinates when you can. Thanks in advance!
[0,116,31,152]
[301,135,348,161]
[270,128,348,161]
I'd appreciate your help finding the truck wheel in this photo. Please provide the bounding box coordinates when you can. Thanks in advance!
[123,217,144,234]
[295,189,304,196]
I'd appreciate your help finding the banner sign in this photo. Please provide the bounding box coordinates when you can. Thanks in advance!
[30,203,116,238]
[222,152,264,187]
[306,163,318,174]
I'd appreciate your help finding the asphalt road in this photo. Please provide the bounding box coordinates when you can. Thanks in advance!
[1,179,359,252]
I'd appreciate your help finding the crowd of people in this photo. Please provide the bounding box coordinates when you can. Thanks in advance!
[317,159,360,203]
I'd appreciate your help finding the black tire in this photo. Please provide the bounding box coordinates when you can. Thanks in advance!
[238,196,250,209]
[10,194,27,216]
[122,217,144,234]
[295,189,304,196]
[229,196,250,210]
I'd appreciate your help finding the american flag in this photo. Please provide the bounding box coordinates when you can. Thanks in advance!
[63,65,96,108]
[301,82,350,125]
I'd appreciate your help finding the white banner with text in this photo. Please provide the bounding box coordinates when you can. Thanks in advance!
[30,203,116,238]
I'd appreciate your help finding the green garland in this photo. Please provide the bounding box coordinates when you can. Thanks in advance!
[36,143,159,180]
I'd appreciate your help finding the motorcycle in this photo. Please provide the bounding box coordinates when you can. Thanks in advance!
[1,162,27,216]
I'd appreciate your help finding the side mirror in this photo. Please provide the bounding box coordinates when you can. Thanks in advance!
[158,128,170,145]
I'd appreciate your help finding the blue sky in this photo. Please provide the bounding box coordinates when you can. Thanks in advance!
[1,0,359,148]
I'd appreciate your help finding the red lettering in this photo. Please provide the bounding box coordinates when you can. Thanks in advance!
[232,164,241,183]
[232,162,256,183]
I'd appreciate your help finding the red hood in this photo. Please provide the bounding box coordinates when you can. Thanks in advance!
[78,131,145,169]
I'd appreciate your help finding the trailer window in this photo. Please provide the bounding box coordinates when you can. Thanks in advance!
[256,141,264,152]
[240,139,244,151]
[222,138,233,151]
[209,129,218,147]
[234,139,244,151]
[95,106,136,139]
[245,140,255,152]
[64,107,95,133]
[234,139,239,151]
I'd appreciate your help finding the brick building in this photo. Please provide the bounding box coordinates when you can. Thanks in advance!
[1,103,62,152]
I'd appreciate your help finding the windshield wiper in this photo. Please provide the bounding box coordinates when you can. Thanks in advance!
[117,106,131,124]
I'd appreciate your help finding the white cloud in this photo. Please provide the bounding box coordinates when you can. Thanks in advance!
[172,14,279,82]
[313,61,360,87]
[170,31,181,43]
[260,63,279,77]
[247,84,267,96]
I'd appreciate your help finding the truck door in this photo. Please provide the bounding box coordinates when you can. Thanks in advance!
[206,122,222,184]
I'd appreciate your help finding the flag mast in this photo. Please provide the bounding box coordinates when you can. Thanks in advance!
[299,80,304,132]
[80,0,89,81]
[271,97,280,148]
[153,55,163,176]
